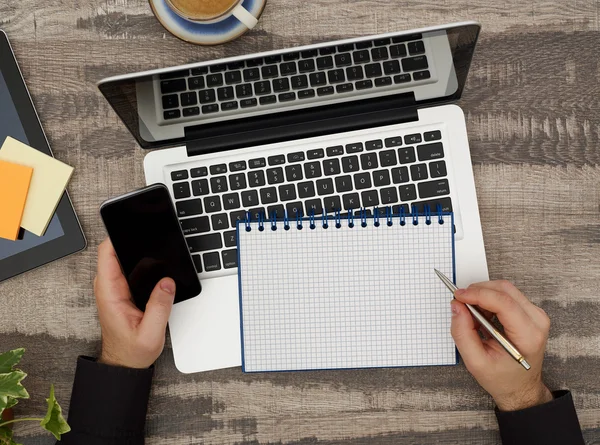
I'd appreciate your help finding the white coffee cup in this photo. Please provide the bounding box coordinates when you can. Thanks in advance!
[166,0,259,29]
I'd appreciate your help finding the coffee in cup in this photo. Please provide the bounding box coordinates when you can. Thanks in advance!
[166,0,259,28]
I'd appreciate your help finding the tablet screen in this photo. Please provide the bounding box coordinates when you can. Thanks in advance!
[0,70,65,260]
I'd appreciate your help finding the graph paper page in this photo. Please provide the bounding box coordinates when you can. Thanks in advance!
[238,216,455,372]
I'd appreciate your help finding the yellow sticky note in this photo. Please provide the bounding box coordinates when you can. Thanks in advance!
[0,137,74,236]
[0,160,33,240]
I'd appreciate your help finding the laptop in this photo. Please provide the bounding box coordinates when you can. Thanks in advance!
[98,21,489,373]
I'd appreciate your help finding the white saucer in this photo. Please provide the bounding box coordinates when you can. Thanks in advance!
[149,0,267,46]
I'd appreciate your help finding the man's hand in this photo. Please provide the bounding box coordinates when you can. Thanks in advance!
[94,238,175,369]
[451,280,553,411]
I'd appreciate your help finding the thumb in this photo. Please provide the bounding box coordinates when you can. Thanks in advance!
[139,278,175,343]
[451,300,487,371]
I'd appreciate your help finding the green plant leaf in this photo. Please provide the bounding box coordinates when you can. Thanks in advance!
[40,385,70,440]
[0,350,24,375]
[4,398,16,411]
[0,372,29,400]
[0,426,20,445]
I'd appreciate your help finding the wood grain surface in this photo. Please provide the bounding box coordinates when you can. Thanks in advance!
[1,0,599,443]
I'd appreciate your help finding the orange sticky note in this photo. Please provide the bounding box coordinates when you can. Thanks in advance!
[0,159,33,241]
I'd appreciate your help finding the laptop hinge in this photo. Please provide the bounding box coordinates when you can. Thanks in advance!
[184,93,418,157]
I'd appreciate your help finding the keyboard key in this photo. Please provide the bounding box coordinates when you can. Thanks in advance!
[383,60,401,75]
[261,65,279,79]
[160,69,189,80]
[162,94,179,109]
[160,79,186,94]
[291,75,309,90]
[298,89,316,99]
[413,197,453,214]
[371,47,389,61]
[245,58,263,67]
[391,166,409,184]
[173,182,191,199]
[384,136,403,147]
[346,142,364,153]
[417,142,444,161]
[192,255,202,273]
[424,130,442,142]
[323,159,341,176]
[176,199,202,217]
[240,98,258,108]
[285,165,303,181]
[221,101,239,111]
[249,158,266,169]
[225,71,242,84]
[254,81,272,95]
[355,79,373,90]
[199,89,217,103]
[394,73,412,84]
[375,77,392,87]
[267,167,284,184]
[236,83,253,98]
[335,175,353,193]
[283,52,299,61]
[319,46,336,55]
[298,181,316,198]
[267,204,285,219]
[317,56,334,70]
[398,147,416,164]
[326,145,344,156]
[183,107,200,117]
[171,170,189,181]
[203,252,221,271]
[309,72,327,87]
[210,176,228,193]
[346,66,364,81]
[202,104,219,114]
[410,164,428,181]
[336,43,354,52]
[229,161,246,172]
[243,68,260,82]
[206,73,223,87]
[429,161,447,178]
[210,64,227,73]
[418,179,450,199]
[390,44,407,58]
[181,92,198,107]
[286,202,304,218]
[317,86,335,96]
[307,149,324,160]
[279,92,296,102]
[203,196,222,213]
[365,63,383,78]
[354,172,372,189]
[211,213,229,230]
[360,153,378,170]
[392,33,422,44]
[298,59,316,73]
[268,155,285,166]
[323,196,342,213]
[399,184,417,201]
[217,86,235,101]
[379,149,397,167]
[328,69,346,84]
[273,78,291,92]
[413,70,431,81]
[230,210,246,227]
[408,40,426,55]
[353,50,370,64]
[164,109,181,120]
[361,190,379,207]
[229,173,247,190]
[342,155,360,172]
[260,187,278,204]
[392,204,410,215]
[280,62,297,76]
[265,55,282,64]
[188,234,222,253]
[405,133,422,144]
[209,164,227,175]
[278,184,297,201]
[316,178,334,196]
[373,169,391,186]
[304,161,322,178]
[305,199,323,215]
[366,139,383,151]
[374,38,390,46]
[241,190,259,207]
[336,83,354,94]
[248,170,266,187]
[301,49,318,58]
[222,193,241,210]
[191,67,209,75]
[335,53,352,67]
[355,41,373,49]
[353,209,372,218]
[287,152,305,163]
[224,231,237,247]
[343,193,360,210]
[402,56,429,72]
[380,187,399,205]
[260,95,277,105]
[222,249,238,269]
[191,167,208,177]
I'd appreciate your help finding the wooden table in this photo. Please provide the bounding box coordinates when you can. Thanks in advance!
[1,1,599,443]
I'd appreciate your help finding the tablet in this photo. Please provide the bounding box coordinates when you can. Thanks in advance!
[0,30,86,282]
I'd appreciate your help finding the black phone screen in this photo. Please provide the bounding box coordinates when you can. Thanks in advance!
[100,184,201,310]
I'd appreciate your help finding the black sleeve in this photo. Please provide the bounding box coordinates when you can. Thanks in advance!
[496,390,585,445]
[60,356,153,445]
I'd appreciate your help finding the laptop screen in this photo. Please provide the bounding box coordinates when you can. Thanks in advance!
[98,23,479,151]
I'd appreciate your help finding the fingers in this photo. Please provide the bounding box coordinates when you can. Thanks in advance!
[95,238,132,304]
[139,278,175,346]
[450,300,488,371]
[97,239,122,280]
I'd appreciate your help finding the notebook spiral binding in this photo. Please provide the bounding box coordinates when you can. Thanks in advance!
[244,204,447,232]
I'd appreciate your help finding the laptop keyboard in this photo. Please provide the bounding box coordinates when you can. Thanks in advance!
[158,33,433,123]
[169,127,453,276]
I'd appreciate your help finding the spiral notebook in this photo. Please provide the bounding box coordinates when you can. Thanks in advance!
[237,210,456,373]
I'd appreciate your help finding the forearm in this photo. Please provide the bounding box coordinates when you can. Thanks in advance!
[496,390,584,445]
[60,356,153,445]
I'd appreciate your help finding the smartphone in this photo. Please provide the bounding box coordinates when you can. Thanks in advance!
[100,184,201,310]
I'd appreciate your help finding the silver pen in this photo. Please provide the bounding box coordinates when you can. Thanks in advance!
[434,269,531,371]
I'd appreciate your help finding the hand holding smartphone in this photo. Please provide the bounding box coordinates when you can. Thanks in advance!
[100,184,201,310]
